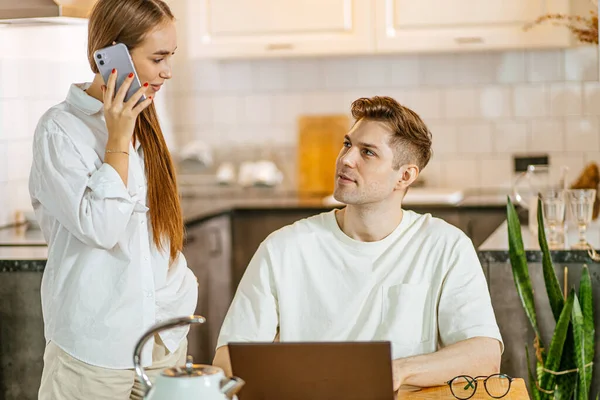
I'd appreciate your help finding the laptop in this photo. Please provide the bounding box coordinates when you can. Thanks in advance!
[228,341,396,400]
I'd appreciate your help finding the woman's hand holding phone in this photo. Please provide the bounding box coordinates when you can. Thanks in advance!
[102,68,153,150]
[102,68,152,186]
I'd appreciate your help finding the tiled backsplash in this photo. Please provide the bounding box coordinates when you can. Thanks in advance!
[167,48,600,193]
[1,23,600,226]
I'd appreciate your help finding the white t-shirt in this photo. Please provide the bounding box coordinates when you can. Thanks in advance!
[217,209,503,359]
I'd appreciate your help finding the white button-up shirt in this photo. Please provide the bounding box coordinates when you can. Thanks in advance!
[29,83,198,368]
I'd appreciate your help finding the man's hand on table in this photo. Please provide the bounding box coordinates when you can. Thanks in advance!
[391,337,502,391]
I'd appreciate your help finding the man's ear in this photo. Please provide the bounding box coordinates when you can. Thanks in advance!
[395,164,419,190]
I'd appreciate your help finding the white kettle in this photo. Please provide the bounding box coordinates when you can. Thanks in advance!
[133,315,245,400]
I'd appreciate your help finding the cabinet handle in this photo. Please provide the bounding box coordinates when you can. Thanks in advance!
[208,227,222,256]
[454,36,484,44]
[266,43,294,51]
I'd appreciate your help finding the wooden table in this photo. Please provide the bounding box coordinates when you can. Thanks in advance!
[397,378,530,399]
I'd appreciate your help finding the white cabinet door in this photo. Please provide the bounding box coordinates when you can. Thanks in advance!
[185,0,373,59]
[375,0,572,53]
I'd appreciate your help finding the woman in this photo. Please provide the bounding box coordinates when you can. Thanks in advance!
[28,0,198,398]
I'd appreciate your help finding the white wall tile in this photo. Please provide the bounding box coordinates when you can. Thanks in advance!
[8,181,33,215]
[493,121,529,153]
[242,95,272,125]
[404,89,442,119]
[441,157,479,189]
[457,123,493,154]
[0,143,7,182]
[0,99,27,141]
[419,157,443,187]
[303,92,346,115]
[259,126,296,146]
[564,117,600,152]
[212,95,243,126]
[191,60,222,93]
[455,52,498,85]
[6,140,32,181]
[564,46,599,82]
[323,58,358,90]
[513,84,549,117]
[354,57,389,88]
[420,54,456,86]
[271,94,305,125]
[479,157,513,188]
[0,182,10,227]
[218,61,254,92]
[530,118,564,152]
[252,60,288,92]
[181,95,214,127]
[35,62,63,99]
[4,28,600,208]
[389,56,420,87]
[527,50,564,83]
[479,86,512,119]
[496,51,527,84]
[583,82,600,116]
[429,123,457,155]
[286,59,323,91]
[444,88,478,119]
[0,59,22,99]
[584,152,600,164]
[172,60,220,93]
[550,83,582,116]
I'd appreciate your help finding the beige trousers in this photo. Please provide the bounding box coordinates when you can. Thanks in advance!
[38,335,187,400]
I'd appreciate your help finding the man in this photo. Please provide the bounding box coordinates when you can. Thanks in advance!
[213,96,503,390]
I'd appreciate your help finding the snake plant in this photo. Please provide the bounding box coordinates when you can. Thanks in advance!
[506,197,595,399]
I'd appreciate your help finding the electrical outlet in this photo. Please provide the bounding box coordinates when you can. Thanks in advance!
[513,154,549,173]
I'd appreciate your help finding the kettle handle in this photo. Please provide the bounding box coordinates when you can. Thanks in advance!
[133,315,206,394]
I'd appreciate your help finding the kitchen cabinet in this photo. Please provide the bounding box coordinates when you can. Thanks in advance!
[374,0,572,53]
[183,0,373,59]
[181,0,574,59]
[183,215,232,364]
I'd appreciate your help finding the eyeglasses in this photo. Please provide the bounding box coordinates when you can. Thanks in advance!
[446,374,514,399]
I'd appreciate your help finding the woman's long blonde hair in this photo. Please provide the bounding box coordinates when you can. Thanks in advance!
[87,0,183,262]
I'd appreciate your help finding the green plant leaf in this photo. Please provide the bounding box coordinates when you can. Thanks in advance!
[539,289,575,395]
[537,196,575,399]
[554,325,577,400]
[507,197,542,341]
[526,344,542,400]
[536,196,565,320]
[572,293,587,400]
[579,265,595,396]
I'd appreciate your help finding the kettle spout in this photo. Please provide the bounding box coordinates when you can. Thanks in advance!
[221,376,245,399]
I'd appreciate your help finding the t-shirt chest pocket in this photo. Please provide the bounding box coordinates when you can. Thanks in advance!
[381,283,432,344]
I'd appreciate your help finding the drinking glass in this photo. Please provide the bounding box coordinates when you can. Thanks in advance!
[567,189,597,250]
[540,189,566,249]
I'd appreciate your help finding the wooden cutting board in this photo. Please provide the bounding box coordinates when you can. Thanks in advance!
[397,378,530,399]
[297,114,350,195]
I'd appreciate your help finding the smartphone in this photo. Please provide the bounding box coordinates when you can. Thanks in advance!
[93,43,145,105]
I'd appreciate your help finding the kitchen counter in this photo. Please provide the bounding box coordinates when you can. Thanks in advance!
[0,186,509,271]
[478,218,600,264]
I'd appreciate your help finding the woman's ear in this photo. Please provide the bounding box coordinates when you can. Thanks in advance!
[112,41,117,45]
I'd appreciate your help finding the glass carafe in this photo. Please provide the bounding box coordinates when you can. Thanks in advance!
[512,165,551,235]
